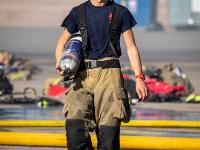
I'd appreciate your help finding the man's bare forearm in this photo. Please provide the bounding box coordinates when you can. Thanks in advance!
[127,46,142,75]
[127,45,143,75]
[55,39,65,63]
[123,29,143,75]
[55,29,72,63]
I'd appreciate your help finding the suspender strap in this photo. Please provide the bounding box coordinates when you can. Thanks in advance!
[79,3,88,58]
[107,3,122,57]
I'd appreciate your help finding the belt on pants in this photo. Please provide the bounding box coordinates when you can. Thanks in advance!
[79,59,120,71]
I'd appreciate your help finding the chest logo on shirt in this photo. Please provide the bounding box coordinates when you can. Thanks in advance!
[108,12,113,24]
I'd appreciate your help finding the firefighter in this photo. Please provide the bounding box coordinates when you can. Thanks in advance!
[55,0,148,149]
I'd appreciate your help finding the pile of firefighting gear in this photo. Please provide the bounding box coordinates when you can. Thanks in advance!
[122,63,199,103]
[0,50,40,103]
[0,50,40,81]
[42,63,199,104]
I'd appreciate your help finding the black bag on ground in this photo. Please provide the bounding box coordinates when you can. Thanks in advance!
[0,65,13,94]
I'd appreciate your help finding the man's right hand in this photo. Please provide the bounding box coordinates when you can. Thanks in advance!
[55,29,72,76]
[56,61,64,76]
[56,61,75,80]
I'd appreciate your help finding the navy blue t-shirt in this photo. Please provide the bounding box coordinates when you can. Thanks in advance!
[61,0,137,59]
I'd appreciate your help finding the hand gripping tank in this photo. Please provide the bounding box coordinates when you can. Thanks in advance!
[59,34,83,78]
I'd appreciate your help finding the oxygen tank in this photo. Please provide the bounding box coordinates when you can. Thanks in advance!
[59,34,83,79]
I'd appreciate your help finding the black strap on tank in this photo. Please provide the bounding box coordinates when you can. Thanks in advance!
[79,3,88,58]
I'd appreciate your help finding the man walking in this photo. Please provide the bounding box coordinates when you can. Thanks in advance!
[55,0,148,149]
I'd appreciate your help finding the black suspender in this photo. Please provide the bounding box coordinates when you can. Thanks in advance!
[107,3,121,57]
[79,3,88,58]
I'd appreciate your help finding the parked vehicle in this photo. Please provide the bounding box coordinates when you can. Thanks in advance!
[0,63,37,103]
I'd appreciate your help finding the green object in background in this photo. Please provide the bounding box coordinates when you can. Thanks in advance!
[7,70,30,81]
[186,94,200,103]
[36,99,49,109]
[121,65,134,75]
[42,100,48,109]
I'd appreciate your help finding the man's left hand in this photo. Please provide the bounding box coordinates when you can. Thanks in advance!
[135,79,148,101]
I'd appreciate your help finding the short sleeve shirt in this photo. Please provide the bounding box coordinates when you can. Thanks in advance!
[61,0,137,59]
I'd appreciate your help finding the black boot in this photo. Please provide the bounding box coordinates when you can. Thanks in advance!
[97,125,120,150]
[65,119,94,150]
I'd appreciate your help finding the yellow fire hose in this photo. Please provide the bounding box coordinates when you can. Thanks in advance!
[0,120,200,128]
[0,132,200,149]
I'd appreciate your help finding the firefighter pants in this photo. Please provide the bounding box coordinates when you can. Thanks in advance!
[63,58,131,150]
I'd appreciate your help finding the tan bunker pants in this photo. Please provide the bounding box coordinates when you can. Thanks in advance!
[63,58,130,150]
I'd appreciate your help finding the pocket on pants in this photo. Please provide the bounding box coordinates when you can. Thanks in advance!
[113,87,131,123]
[63,84,74,117]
